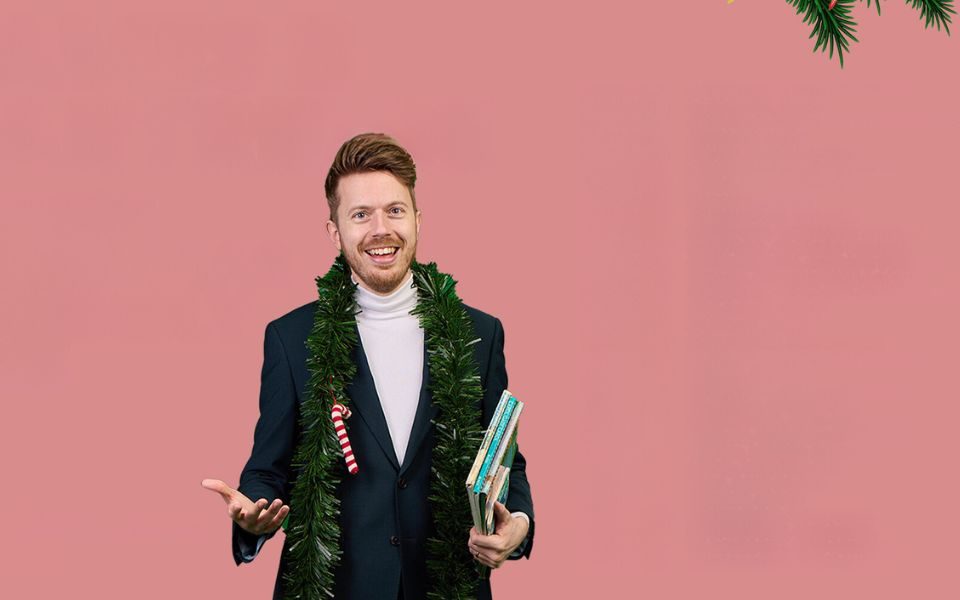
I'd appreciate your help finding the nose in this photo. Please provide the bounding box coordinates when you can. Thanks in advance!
[370,209,390,235]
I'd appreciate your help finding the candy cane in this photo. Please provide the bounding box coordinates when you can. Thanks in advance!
[332,403,359,475]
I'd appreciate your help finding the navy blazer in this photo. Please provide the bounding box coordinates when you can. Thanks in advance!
[231,300,535,599]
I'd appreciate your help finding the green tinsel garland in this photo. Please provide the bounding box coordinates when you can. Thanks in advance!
[281,254,485,599]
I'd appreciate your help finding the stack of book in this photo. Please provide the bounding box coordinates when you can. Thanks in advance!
[466,389,524,537]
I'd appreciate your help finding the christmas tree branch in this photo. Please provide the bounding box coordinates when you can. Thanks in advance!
[788,0,859,67]
[906,0,955,33]
[787,0,954,65]
[863,0,883,16]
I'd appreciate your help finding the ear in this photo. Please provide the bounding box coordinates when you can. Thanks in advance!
[415,209,422,237]
[326,219,342,251]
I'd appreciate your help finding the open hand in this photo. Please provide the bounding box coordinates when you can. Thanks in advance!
[467,501,529,570]
[201,478,289,536]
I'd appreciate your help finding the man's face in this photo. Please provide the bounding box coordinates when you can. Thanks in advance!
[326,171,421,295]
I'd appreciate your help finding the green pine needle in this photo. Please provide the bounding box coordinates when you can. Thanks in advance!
[788,0,954,66]
[788,0,859,67]
[906,0,955,34]
[863,0,883,16]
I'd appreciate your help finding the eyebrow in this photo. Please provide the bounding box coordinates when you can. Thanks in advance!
[346,201,408,212]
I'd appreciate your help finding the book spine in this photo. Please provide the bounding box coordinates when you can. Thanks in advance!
[466,389,512,486]
[481,402,523,494]
[473,396,516,493]
[468,484,481,530]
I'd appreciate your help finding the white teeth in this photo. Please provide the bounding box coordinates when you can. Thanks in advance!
[367,247,397,256]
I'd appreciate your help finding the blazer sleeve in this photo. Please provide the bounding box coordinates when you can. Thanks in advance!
[484,317,535,560]
[232,321,299,565]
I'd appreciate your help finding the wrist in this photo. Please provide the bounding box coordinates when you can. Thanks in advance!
[511,515,529,547]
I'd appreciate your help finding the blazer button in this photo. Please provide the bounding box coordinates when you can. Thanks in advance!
[390,535,400,546]
[397,477,408,489]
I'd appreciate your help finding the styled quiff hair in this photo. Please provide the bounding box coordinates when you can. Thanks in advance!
[324,132,418,223]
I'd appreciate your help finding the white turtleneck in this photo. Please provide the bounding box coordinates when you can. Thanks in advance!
[353,271,424,465]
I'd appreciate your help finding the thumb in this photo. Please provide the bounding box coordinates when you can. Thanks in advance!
[201,478,235,502]
[493,501,511,526]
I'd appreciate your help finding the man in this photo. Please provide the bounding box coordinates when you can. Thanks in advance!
[202,133,535,599]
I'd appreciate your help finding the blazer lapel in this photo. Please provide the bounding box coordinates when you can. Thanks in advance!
[347,329,401,471]
[400,344,437,476]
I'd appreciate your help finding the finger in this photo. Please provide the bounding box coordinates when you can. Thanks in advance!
[251,502,285,535]
[238,499,264,523]
[472,535,505,551]
[268,505,289,530]
[255,499,283,528]
[201,479,235,502]
[493,501,512,531]
[242,498,269,522]
[482,547,507,568]
[468,527,500,545]
[228,502,243,520]
[475,550,496,569]
[470,542,503,563]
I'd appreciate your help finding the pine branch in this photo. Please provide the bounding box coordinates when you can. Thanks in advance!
[788,0,860,67]
[906,0,955,33]
[863,0,883,16]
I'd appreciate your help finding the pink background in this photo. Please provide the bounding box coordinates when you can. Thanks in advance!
[2,1,959,598]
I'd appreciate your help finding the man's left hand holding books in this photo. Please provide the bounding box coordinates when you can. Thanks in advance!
[467,501,531,569]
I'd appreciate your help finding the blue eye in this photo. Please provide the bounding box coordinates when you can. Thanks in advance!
[353,211,366,219]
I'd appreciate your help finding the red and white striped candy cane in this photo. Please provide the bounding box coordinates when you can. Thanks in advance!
[332,403,359,475]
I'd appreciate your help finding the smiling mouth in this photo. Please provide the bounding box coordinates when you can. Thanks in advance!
[365,247,398,256]
[364,246,400,264]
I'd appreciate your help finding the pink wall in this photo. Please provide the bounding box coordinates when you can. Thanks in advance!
[2,1,958,598]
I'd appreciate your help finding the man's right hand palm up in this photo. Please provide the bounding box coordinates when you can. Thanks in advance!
[201,478,289,536]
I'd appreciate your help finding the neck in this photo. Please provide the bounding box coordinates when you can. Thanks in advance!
[352,270,417,319]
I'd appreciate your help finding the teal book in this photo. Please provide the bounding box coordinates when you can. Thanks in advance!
[466,389,512,487]
[473,394,517,494]
[466,390,514,529]
[477,403,522,532]
[479,401,523,496]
